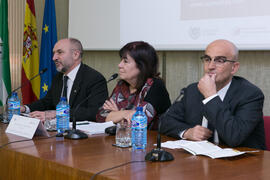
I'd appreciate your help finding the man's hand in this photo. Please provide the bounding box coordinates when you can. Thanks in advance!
[198,73,217,98]
[29,111,46,122]
[183,125,213,141]
[20,105,26,113]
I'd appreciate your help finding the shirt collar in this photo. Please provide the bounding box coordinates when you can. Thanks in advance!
[217,81,231,101]
[65,63,81,82]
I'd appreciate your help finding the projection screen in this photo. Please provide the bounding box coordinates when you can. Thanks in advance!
[69,0,270,50]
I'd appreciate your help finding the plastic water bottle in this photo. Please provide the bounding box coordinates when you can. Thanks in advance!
[131,107,147,150]
[7,92,20,121]
[56,97,70,134]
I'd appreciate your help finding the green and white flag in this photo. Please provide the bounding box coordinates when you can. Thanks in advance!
[0,0,11,106]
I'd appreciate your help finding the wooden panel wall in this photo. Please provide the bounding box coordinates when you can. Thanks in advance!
[7,0,270,115]
[83,51,270,115]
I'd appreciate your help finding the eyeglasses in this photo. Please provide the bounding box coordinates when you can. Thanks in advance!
[200,55,236,66]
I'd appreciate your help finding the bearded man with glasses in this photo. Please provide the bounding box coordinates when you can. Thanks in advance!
[160,39,265,150]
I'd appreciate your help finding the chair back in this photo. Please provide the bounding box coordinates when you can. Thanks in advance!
[263,116,270,150]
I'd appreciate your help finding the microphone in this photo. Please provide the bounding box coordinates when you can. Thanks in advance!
[107,73,118,83]
[145,88,185,162]
[172,87,185,104]
[1,68,48,123]
[64,73,118,140]
[4,68,48,109]
[64,91,92,139]
[12,68,48,93]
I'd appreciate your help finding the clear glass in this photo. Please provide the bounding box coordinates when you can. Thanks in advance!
[1,105,9,123]
[44,110,57,131]
[115,120,131,148]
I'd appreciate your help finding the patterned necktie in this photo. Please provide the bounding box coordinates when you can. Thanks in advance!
[62,76,69,98]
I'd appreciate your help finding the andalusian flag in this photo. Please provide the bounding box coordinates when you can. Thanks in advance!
[40,0,57,98]
[22,0,40,104]
[0,0,11,106]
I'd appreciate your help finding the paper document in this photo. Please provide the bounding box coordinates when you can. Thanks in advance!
[73,121,114,135]
[5,115,49,139]
[160,140,246,159]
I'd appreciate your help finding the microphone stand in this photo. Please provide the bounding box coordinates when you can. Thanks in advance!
[5,68,48,105]
[64,73,118,140]
[64,95,90,139]
[1,68,48,124]
[145,119,174,162]
[145,88,185,162]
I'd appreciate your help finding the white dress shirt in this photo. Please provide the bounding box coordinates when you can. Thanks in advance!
[24,63,81,113]
[64,63,81,103]
[180,81,232,144]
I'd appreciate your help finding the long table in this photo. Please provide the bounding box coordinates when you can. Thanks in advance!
[0,123,270,180]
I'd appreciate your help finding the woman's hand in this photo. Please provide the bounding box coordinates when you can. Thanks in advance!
[105,109,136,124]
[103,98,119,111]
[122,110,136,123]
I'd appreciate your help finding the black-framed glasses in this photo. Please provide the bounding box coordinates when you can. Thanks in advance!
[200,55,236,66]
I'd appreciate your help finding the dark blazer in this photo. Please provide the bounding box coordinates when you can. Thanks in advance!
[28,63,108,122]
[160,76,266,150]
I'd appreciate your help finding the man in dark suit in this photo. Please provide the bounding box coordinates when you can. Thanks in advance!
[20,38,108,122]
[160,39,265,150]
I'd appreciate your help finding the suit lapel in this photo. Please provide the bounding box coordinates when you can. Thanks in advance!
[223,77,238,104]
[196,86,205,123]
[69,64,83,107]
[54,73,64,105]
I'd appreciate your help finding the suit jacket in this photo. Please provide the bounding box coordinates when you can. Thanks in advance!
[28,63,108,122]
[160,76,266,150]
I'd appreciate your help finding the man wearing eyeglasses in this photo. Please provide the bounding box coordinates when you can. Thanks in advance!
[160,39,265,150]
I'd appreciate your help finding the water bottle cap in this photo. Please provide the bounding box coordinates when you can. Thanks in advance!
[136,107,143,112]
[12,92,17,96]
[60,97,67,101]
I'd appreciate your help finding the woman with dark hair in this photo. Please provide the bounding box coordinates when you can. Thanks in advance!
[96,41,171,130]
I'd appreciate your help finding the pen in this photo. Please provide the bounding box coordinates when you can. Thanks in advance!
[76,122,90,125]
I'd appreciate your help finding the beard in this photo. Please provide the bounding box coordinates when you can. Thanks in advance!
[56,66,68,73]
[55,60,68,73]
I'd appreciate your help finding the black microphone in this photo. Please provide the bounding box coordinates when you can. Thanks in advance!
[145,88,185,162]
[107,73,118,83]
[1,68,48,123]
[172,87,185,104]
[103,73,119,135]
[11,68,48,94]
[64,91,92,139]
[4,68,47,109]
[64,73,118,140]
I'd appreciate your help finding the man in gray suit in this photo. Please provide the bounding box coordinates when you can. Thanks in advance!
[160,39,265,150]
[21,38,108,122]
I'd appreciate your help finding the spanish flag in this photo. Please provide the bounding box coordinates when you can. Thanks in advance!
[22,0,40,104]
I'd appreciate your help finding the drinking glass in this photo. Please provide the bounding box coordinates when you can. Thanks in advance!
[44,110,56,131]
[1,107,9,124]
[115,120,131,147]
